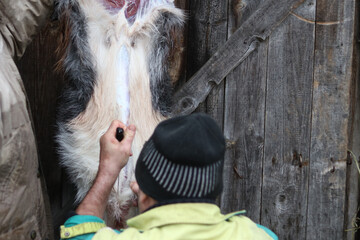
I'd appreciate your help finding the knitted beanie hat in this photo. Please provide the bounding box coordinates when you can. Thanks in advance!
[135,113,225,201]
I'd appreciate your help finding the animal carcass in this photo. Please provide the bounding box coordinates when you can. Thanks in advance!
[55,0,184,226]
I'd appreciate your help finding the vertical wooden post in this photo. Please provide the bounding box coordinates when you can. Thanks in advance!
[222,0,265,222]
[344,1,360,239]
[260,1,315,238]
[185,0,229,125]
[306,0,357,238]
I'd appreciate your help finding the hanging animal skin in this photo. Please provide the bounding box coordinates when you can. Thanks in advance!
[55,0,184,226]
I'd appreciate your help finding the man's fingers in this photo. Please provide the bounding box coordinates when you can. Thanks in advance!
[107,120,126,137]
[101,121,135,155]
[130,181,139,195]
[124,124,136,143]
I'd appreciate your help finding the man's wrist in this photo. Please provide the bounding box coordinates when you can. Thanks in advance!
[97,167,120,187]
[75,166,121,218]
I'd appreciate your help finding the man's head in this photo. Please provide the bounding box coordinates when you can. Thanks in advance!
[133,113,225,211]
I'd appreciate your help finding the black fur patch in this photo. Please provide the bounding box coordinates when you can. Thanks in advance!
[56,0,97,125]
[149,11,183,117]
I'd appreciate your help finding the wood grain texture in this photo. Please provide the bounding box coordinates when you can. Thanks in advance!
[186,0,228,126]
[306,0,356,238]
[220,0,265,222]
[222,43,268,220]
[172,0,306,116]
[228,0,264,34]
[345,1,360,239]
[260,1,315,239]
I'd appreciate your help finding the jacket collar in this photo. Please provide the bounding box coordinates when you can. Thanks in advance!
[126,203,245,231]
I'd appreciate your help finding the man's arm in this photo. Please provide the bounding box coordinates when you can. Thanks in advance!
[76,120,136,219]
[60,120,136,239]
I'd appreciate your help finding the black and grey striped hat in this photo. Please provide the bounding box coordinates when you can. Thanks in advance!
[135,113,225,201]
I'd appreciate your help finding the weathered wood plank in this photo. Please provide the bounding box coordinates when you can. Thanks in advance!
[306,0,356,238]
[186,0,228,125]
[222,43,268,220]
[260,1,315,239]
[345,2,360,239]
[198,0,228,127]
[172,0,306,116]
[221,0,265,221]
[228,0,264,34]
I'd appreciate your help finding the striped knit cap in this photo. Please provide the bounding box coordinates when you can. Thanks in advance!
[135,113,225,201]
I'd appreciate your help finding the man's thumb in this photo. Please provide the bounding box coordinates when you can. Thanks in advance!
[125,124,136,142]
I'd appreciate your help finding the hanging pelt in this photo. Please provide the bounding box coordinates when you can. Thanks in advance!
[55,0,184,227]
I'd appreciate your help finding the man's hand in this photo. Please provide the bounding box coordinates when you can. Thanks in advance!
[99,120,136,180]
[130,181,158,213]
[76,120,136,219]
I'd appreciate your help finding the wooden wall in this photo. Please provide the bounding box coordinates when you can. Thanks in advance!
[17,0,359,239]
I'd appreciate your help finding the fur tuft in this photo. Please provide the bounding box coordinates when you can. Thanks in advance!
[56,0,97,124]
[148,9,184,116]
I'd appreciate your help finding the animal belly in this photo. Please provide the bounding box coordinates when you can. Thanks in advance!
[116,45,130,124]
[56,0,184,226]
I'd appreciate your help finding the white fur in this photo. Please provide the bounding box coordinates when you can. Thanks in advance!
[58,0,184,224]
[116,45,130,124]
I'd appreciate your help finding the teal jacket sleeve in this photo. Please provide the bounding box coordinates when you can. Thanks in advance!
[60,215,123,240]
[256,224,278,240]
[60,215,105,240]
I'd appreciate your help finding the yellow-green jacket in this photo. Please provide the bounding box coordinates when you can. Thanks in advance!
[61,203,277,240]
